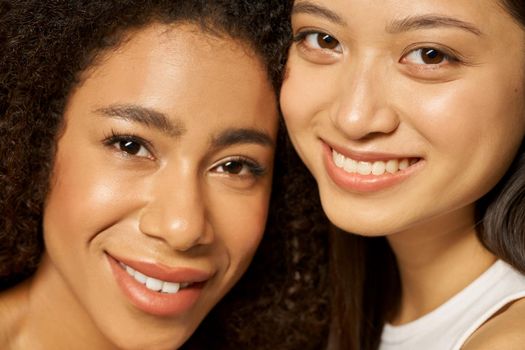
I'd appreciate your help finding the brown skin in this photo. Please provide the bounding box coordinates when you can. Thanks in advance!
[0,23,278,350]
[282,0,525,346]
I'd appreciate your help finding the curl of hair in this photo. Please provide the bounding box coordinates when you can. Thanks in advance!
[0,0,331,348]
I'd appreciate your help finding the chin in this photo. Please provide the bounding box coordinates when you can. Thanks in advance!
[320,202,402,238]
[102,324,194,350]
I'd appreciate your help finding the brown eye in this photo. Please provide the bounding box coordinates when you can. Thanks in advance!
[299,31,342,53]
[119,140,142,155]
[104,133,153,159]
[317,33,340,50]
[421,48,445,64]
[403,47,453,66]
[221,161,244,174]
[212,157,266,177]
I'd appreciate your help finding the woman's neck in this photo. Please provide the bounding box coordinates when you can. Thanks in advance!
[387,205,496,325]
[1,254,115,350]
[0,279,30,349]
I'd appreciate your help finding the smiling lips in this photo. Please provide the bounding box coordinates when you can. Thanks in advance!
[324,144,422,192]
[120,262,191,294]
[332,149,418,176]
[107,254,212,317]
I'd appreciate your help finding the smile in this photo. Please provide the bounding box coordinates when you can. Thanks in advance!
[332,149,419,176]
[107,254,211,317]
[120,262,191,294]
[323,143,424,193]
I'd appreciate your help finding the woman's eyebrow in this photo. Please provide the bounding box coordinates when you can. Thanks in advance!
[93,104,187,138]
[292,1,346,26]
[211,128,275,149]
[386,15,483,36]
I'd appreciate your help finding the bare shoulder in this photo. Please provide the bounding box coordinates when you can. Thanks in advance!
[462,298,525,350]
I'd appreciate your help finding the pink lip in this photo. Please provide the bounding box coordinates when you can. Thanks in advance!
[328,141,419,162]
[115,255,212,283]
[322,141,424,193]
[107,254,212,317]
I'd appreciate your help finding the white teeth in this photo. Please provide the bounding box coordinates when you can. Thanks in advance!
[332,149,417,175]
[343,157,357,173]
[357,161,372,175]
[134,271,147,284]
[372,161,386,175]
[161,282,181,294]
[333,149,345,168]
[121,263,188,294]
[145,277,163,292]
[386,159,398,174]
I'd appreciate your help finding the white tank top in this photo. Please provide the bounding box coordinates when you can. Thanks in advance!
[379,260,525,350]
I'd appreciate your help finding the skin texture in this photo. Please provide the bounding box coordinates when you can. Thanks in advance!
[281,0,525,345]
[0,23,278,350]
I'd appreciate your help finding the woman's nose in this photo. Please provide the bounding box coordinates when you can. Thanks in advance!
[138,168,213,252]
[330,62,400,140]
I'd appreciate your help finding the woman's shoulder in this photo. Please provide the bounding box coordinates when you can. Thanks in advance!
[462,298,525,350]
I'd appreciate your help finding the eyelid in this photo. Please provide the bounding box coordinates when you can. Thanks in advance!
[292,30,343,66]
[293,29,343,53]
[209,156,267,177]
[102,131,156,160]
[400,43,465,66]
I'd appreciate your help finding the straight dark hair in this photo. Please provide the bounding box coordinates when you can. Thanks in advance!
[330,1,525,349]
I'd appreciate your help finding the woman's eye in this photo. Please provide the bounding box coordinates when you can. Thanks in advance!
[116,139,150,157]
[403,47,452,65]
[298,31,342,53]
[103,133,153,159]
[218,160,244,175]
[212,158,265,177]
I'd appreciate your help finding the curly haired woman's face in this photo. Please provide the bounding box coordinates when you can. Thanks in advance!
[40,24,277,349]
[281,0,525,236]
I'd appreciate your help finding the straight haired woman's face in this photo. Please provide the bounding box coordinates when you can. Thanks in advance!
[42,24,278,349]
[281,0,525,236]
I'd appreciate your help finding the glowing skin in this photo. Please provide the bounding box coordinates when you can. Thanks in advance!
[2,24,278,349]
[281,0,525,341]
[282,0,525,236]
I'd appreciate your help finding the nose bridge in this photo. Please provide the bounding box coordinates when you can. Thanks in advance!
[139,164,211,251]
[331,53,399,139]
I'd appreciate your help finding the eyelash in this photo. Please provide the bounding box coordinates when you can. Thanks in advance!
[293,30,464,69]
[293,30,342,54]
[103,131,267,178]
[103,130,155,159]
[400,45,462,67]
[211,156,267,178]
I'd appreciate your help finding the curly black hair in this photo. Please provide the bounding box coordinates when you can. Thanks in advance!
[0,1,331,349]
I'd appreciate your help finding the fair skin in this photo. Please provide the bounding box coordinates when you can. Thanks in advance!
[281,0,525,347]
[0,23,278,350]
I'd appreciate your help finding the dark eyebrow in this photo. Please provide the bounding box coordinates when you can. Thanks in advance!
[386,15,482,36]
[211,128,274,149]
[292,1,346,26]
[93,104,186,138]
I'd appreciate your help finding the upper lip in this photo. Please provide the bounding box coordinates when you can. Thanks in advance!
[325,139,421,162]
[109,254,214,284]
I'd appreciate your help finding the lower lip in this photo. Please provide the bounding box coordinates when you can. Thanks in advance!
[323,143,423,193]
[107,255,204,317]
